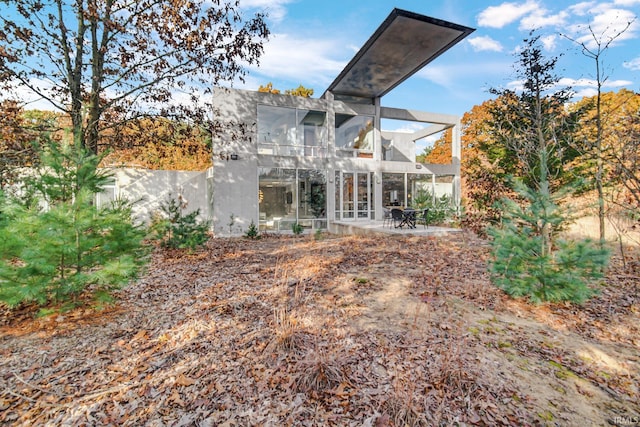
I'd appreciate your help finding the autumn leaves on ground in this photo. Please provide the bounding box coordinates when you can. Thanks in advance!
[1,233,638,426]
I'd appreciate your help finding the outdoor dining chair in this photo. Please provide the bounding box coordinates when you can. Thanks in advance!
[390,208,404,228]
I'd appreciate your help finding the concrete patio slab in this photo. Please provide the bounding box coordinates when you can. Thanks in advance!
[330,220,461,237]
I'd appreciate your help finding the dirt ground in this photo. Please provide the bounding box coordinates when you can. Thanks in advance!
[0,233,638,426]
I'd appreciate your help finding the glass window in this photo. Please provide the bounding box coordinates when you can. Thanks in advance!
[96,178,117,209]
[408,174,434,208]
[335,114,374,158]
[334,170,341,220]
[258,105,326,157]
[298,170,326,220]
[382,173,405,207]
[435,175,455,199]
[259,168,296,230]
[259,168,327,231]
[300,110,327,157]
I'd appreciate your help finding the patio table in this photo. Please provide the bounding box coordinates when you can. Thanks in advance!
[399,208,417,229]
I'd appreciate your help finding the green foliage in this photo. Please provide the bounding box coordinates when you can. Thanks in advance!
[488,182,609,304]
[291,222,304,235]
[306,186,326,218]
[152,195,210,250]
[411,191,456,224]
[0,141,149,309]
[244,220,260,239]
[487,33,583,194]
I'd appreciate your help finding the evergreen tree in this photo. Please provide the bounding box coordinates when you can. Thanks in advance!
[486,34,610,303]
[151,195,210,250]
[0,140,149,310]
[488,181,609,304]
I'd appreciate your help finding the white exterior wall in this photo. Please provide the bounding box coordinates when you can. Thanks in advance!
[104,168,210,224]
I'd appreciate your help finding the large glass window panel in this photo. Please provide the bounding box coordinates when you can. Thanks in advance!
[258,168,296,230]
[408,174,434,208]
[258,106,297,155]
[299,110,327,157]
[335,114,374,158]
[258,105,326,157]
[298,170,326,220]
[435,175,455,199]
[382,173,405,207]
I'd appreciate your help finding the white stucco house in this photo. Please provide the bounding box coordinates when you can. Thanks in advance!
[211,8,474,235]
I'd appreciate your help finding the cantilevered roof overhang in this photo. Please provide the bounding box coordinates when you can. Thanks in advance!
[325,9,475,99]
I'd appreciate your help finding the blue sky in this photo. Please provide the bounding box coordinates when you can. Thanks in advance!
[237,0,640,118]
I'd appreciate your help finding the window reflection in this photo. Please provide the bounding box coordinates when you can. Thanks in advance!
[335,114,374,158]
[257,105,326,157]
[259,168,326,231]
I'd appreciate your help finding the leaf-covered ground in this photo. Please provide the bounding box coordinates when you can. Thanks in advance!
[1,233,638,426]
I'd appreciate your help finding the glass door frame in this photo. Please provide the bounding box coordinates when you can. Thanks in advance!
[336,170,372,221]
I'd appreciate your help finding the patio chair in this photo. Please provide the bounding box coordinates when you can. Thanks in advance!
[416,208,430,228]
[391,208,404,228]
[383,207,393,228]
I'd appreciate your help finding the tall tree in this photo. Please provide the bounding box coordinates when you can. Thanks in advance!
[0,0,270,154]
[0,100,64,188]
[423,129,452,165]
[486,34,608,303]
[460,99,515,234]
[488,34,581,197]
[562,18,635,244]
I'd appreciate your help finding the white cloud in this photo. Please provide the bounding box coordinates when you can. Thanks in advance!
[468,35,504,52]
[565,7,639,49]
[573,87,599,98]
[8,78,64,111]
[519,9,569,29]
[569,2,598,16]
[540,34,558,50]
[477,0,540,28]
[558,77,597,87]
[614,0,640,6]
[239,0,294,23]
[248,33,347,86]
[623,57,640,70]
[603,78,635,87]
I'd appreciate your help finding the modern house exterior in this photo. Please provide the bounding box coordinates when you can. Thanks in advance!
[211,9,474,235]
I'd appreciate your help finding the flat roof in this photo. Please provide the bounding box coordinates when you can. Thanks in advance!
[325,9,475,99]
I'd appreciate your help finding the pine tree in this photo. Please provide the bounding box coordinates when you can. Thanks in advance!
[0,140,149,309]
[486,33,610,304]
[151,194,210,250]
[488,181,609,304]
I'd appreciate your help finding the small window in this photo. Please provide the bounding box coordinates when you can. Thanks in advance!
[96,179,117,208]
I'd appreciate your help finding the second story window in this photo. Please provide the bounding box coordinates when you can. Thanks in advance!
[257,105,326,157]
[335,114,374,158]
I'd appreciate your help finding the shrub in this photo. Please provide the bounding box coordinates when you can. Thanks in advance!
[151,194,210,249]
[412,190,456,224]
[291,222,304,235]
[244,219,260,239]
